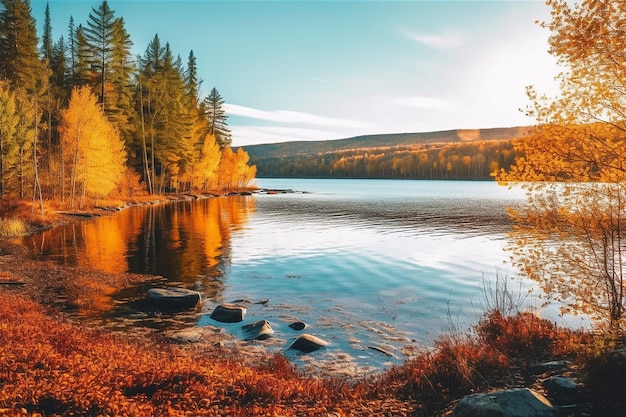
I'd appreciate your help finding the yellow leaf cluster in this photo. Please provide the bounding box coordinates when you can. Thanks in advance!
[59,86,126,208]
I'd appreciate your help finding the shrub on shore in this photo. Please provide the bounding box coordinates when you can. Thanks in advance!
[0,217,27,237]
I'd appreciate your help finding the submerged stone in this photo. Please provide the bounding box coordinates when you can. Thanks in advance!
[146,287,201,311]
[242,320,274,341]
[210,303,247,323]
[288,334,329,353]
[288,321,308,331]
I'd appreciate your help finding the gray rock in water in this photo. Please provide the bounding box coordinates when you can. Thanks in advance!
[146,287,201,311]
[210,303,247,323]
[288,321,308,331]
[288,333,329,353]
[453,388,557,417]
[242,320,274,341]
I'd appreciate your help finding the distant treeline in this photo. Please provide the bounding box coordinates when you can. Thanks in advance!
[250,140,518,180]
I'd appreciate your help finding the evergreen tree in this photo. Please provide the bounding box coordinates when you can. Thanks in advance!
[108,17,134,142]
[136,35,193,193]
[204,87,231,148]
[50,36,68,94]
[83,0,116,110]
[40,1,52,61]
[67,16,77,84]
[74,24,91,87]
[185,50,200,103]
[0,0,47,93]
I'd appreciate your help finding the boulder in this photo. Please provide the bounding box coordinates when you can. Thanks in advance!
[167,328,205,344]
[542,376,578,404]
[288,321,308,331]
[242,320,274,341]
[453,388,557,417]
[210,303,247,323]
[288,334,329,353]
[533,360,571,374]
[542,376,578,394]
[146,287,201,311]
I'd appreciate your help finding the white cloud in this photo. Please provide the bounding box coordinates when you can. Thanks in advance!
[394,96,454,111]
[401,30,464,49]
[224,103,375,129]
[230,125,341,147]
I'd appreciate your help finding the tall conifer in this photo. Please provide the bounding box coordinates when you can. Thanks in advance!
[83,0,115,109]
[0,0,46,92]
[40,1,52,61]
[204,87,231,148]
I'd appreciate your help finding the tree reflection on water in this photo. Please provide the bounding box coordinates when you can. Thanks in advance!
[23,196,256,316]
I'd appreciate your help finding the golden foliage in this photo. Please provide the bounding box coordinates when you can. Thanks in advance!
[216,147,257,192]
[59,86,126,208]
[497,0,626,330]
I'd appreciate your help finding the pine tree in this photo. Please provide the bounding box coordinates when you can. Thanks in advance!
[74,24,91,87]
[0,0,47,93]
[108,17,135,142]
[50,36,68,94]
[185,50,200,103]
[40,1,52,61]
[67,17,77,85]
[136,36,193,193]
[83,0,116,110]
[204,87,231,148]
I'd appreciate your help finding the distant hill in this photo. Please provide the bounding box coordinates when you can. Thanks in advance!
[242,126,531,180]
[243,127,531,157]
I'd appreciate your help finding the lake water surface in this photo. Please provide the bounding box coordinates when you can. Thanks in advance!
[24,179,549,372]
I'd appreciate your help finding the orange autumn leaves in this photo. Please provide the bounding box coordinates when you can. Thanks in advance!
[0,291,362,416]
[0,286,582,417]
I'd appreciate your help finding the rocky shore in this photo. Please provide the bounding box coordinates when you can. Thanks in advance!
[1,194,625,416]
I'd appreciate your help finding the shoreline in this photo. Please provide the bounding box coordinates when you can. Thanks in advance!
[1,193,624,416]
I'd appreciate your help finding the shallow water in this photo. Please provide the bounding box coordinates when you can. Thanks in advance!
[24,179,552,372]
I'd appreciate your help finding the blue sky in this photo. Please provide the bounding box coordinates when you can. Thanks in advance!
[31,1,560,147]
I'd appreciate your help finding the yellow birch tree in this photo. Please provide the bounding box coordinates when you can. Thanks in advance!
[59,86,126,208]
[498,0,626,330]
[183,133,221,193]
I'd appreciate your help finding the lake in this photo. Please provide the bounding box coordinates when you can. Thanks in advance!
[23,179,560,373]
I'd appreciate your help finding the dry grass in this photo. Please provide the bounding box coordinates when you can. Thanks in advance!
[0,217,27,237]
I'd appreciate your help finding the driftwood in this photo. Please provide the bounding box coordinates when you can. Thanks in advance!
[55,211,99,218]
[0,281,26,286]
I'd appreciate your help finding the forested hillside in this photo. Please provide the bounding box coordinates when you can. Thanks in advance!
[244,127,530,179]
[0,0,255,210]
